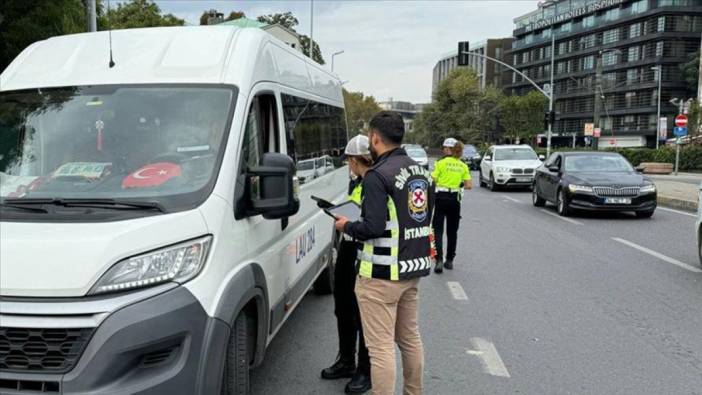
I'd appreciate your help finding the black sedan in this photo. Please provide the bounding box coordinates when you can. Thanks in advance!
[461,144,482,170]
[532,152,657,218]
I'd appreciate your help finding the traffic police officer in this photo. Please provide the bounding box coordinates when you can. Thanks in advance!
[432,137,472,273]
[321,135,372,394]
[335,111,434,395]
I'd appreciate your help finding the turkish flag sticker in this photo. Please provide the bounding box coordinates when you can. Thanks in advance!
[122,162,182,189]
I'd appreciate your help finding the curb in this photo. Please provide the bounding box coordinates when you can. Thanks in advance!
[657,195,699,213]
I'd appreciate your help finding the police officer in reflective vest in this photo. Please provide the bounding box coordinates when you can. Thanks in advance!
[321,135,372,394]
[432,138,472,273]
[335,111,434,395]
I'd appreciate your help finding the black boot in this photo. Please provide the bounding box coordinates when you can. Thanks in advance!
[321,358,356,380]
[434,258,444,274]
[444,258,454,270]
[345,371,372,393]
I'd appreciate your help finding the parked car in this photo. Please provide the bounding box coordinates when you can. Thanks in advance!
[461,144,482,170]
[532,152,657,218]
[405,146,429,169]
[479,145,542,190]
[697,182,701,265]
[0,26,348,393]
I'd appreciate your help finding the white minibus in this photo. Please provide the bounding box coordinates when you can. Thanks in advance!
[0,26,347,394]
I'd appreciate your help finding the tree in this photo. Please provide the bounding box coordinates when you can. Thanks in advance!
[257,12,324,65]
[101,0,184,30]
[343,89,381,134]
[498,91,548,143]
[680,50,699,92]
[0,0,87,72]
[199,9,246,25]
[413,69,503,148]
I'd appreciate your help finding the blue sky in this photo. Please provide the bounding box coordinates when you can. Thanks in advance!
[155,1,537,103]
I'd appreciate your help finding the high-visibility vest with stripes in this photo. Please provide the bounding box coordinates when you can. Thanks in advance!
[357,149,433,281]
[349,182,362,205]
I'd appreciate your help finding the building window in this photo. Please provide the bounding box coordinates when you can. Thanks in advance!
[602,28,620,44]
[525,34,534,44]
[657,16,665,32]
[631,0,649,13]
[544,45,552,59]
[625,92,636,108]
[628,46,640,62]
[626,68,640,84]
[603,51,619,66]
[629,23,641,38]
[557,61,567,75]
[656,41,664,57]
[582,55,595,70]
[522,52,530,64]
[583,15,595,28]
[542,28,552,38]
[579,34,596,50]
[603,8,620,22]
[560,22,572,32]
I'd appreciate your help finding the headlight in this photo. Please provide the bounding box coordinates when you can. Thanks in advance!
[90,236,212,295]
[496,166,511,173]
[568,184,593,193]
[640,184,656,194]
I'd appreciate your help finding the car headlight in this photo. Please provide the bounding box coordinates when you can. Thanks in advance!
[640,184,656,194]
[496,166,511,173]
[568,184,593,193]
[90,236,212,295]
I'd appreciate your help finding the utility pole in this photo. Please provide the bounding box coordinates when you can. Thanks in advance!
[547,35,555,158]
[309,0,314,59]
[653,66,662,149]
[593,54,603,150]
[86,0,97,32]
[331,50,344,73]
[698,33,702,136]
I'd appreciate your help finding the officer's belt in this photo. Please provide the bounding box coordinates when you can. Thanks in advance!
[435,187,461,193]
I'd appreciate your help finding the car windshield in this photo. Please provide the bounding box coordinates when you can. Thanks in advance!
[494,148,537,161]
[0,85,234,212]
[297,160,315,170]
[463,145,478,156]
[406,148,427,158]
[565,155,634,172]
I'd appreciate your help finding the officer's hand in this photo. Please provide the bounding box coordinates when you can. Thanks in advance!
[334,216,349,232]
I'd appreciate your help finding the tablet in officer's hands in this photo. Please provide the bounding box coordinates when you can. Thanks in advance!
[324,201,361,222]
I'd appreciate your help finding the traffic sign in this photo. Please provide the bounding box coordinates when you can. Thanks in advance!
[673,126,688,137]
[675,115,688,127]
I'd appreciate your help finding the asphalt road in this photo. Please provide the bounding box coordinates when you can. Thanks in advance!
[251,172,702,395]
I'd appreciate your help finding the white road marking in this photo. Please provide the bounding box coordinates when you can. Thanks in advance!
[501,195,522,203]
[467,338,511,378]
[539,209,583,225]
[612,237,702,273]
[447,281,468,300]
[657,207,697,218]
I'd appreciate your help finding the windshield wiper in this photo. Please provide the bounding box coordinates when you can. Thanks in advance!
[1,198,167,213]
[0,202,49,213]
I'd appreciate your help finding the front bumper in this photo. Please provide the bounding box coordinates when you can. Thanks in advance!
[567,192,657,212]
[0,286,228,395]
[494,174,534,187]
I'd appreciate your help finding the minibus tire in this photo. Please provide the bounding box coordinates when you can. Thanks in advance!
[313,233,339,295]
[223,312,249,395]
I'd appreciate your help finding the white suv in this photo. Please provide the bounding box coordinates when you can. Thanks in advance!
[479,145,544,191]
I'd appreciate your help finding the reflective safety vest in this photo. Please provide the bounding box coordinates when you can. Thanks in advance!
[432,156,470,192]
[357,149,434,281]
[349,182,362,204]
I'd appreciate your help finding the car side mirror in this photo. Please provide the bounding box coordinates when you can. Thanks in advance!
[539,154,546,161]
[547,165,560,173]
[483,155,491,161]
[244,153,300,220]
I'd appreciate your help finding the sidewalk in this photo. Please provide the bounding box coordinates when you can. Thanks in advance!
[648,172,701,212]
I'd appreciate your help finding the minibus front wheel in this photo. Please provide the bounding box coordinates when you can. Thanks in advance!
[222,311,250,394]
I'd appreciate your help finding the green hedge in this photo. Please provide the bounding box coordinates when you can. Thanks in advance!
[534,146,702,171]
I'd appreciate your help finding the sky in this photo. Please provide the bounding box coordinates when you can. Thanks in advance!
[155,0,538,104]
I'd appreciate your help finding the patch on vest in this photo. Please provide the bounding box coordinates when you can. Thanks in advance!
[407,179,429,222]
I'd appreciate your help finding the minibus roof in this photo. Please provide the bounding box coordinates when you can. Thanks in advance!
[0,26,343,104]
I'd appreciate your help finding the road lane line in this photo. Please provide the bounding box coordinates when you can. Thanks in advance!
[539,209,583,225]
[468,338,511,378]
[658,207,697,218]
[447,281,468,300]
[612,237,702,273]
[501,195,521,203]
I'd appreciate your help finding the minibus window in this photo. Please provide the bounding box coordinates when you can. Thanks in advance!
[0,85,236,218]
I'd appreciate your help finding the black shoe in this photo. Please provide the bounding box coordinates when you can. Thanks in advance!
[345,371,372,393]
[434,259,444,274]
[321,359,356,380]
[444,258,454,270]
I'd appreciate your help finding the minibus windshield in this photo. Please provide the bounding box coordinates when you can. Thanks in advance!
[0,85,235,216]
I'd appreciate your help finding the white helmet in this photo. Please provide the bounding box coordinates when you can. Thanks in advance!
[345,134,370,156]
[442,137,458,148]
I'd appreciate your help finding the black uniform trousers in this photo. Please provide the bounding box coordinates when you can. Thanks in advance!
[432,191,461,261]
[334,239,370,373]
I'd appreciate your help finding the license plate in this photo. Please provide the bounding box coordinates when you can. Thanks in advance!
[516,177,531,183]
[605,197,631,204]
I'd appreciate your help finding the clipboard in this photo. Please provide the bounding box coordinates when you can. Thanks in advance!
[323,200,361,221]
[311,195,335,209]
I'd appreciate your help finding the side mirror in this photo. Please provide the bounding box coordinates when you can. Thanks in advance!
[246,153,300,220]
[483,155,492,161]
[547,165,560,173]
[539,154,546,161]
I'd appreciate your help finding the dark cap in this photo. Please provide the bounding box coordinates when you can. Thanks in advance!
[369,111,405,145]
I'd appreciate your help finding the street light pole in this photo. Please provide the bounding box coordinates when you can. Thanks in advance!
[547,35,555,158]
[86,0,97,32]
[309,0,314,59]
[331,50,344,73]
[652,66,662,149]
